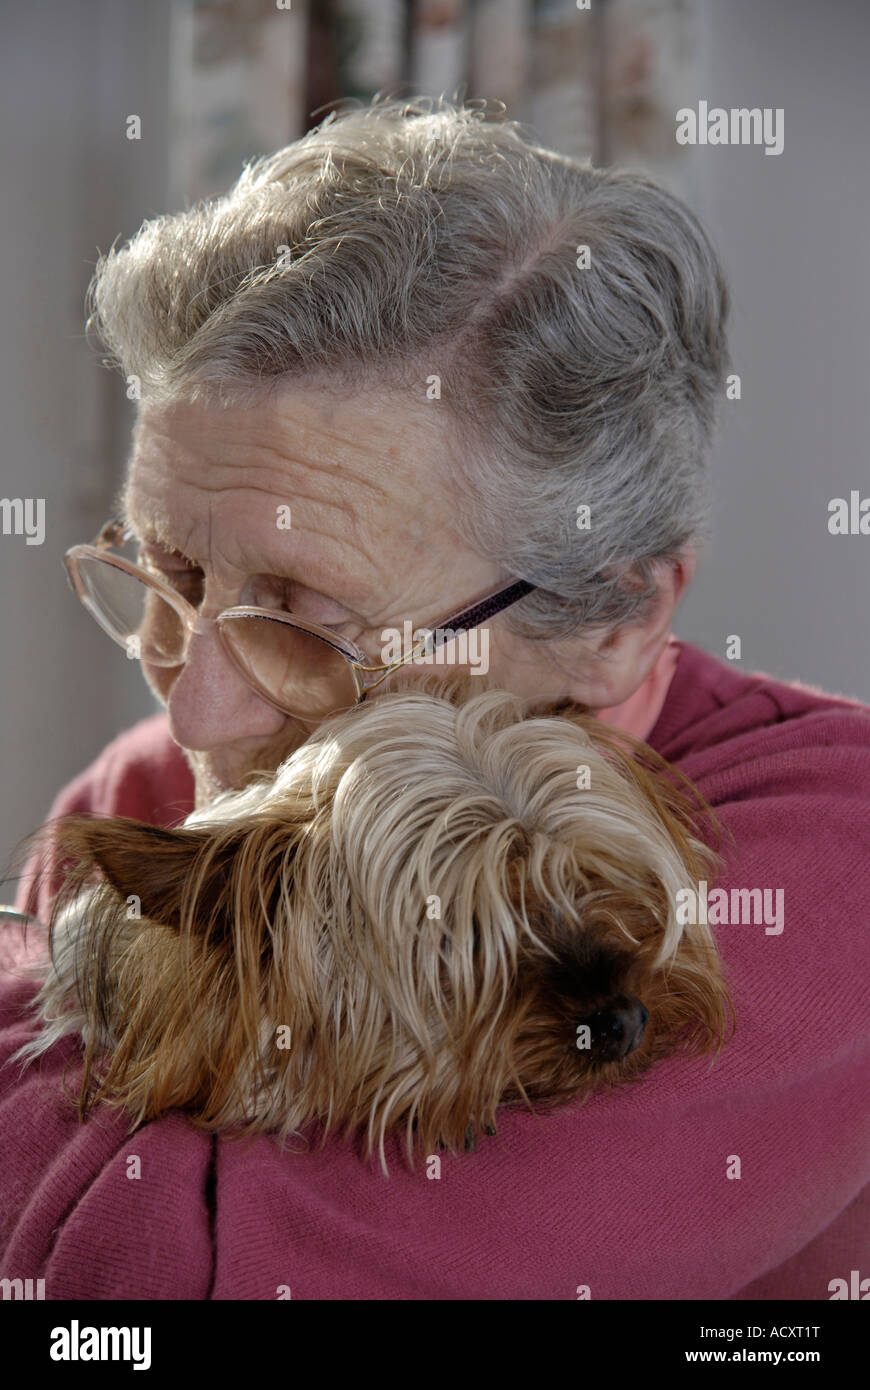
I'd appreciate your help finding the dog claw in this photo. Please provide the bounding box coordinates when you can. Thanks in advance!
[431,1124,495,1151]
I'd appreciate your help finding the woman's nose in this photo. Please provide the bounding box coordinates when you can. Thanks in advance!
[165,626,286,752]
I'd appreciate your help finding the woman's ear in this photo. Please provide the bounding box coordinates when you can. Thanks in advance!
[562,554,697,709]
[50,816,232,930]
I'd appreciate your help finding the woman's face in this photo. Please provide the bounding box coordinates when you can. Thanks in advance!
[124,381,549,808]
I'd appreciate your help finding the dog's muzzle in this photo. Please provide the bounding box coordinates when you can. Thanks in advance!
[580,998,650,1061]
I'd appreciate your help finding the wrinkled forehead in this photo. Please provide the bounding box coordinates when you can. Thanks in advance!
[122,386,450,600]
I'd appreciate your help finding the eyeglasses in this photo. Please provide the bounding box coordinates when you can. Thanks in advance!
[63,520,536,720]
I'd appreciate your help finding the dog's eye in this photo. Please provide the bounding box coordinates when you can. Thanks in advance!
[547,937,633,1005]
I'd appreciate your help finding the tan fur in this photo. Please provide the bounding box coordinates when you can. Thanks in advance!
[17,675,733,1174]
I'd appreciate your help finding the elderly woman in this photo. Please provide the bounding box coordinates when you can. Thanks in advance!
[2,98,868,1301]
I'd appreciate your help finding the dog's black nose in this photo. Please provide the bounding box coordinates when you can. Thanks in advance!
[579,998,649,1060]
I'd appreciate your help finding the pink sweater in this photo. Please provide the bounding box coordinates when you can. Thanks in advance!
[2,641,868,1300]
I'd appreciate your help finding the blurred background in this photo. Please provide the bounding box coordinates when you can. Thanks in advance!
[1,0,869,896]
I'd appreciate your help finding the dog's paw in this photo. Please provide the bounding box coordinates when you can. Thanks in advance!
[463,1122,497,1152]
[431,1123,497,1152]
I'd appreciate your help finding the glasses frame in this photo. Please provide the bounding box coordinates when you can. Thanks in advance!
[63,520,536,717]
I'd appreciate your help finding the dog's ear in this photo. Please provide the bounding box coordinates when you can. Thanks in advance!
[50,815,239,930]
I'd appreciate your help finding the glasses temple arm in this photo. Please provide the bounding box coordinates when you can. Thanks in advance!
[425,579,535,651]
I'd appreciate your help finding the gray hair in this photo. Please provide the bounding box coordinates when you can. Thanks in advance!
[87,95,730,639]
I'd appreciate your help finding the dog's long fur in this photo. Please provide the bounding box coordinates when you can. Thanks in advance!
[15,676,733,1172]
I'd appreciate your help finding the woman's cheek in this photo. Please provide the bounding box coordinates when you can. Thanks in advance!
[141,659,182,706]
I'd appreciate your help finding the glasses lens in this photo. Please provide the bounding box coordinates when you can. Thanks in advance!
[73,556,185,665]
[220,614,359,719]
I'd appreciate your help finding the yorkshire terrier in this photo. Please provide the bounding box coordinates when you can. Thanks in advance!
[15,675,733,1173]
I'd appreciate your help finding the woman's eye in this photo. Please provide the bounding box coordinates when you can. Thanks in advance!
[167,570,204,601]
[245,578,294,612]
[142,553,204,603]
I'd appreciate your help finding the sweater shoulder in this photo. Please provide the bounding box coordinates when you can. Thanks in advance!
[47,712,193,826]
[653,641,870,775]
[0,974,213,1299]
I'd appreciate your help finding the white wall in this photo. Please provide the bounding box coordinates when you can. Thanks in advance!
[676,0,870,698]
[0,0,171,896]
